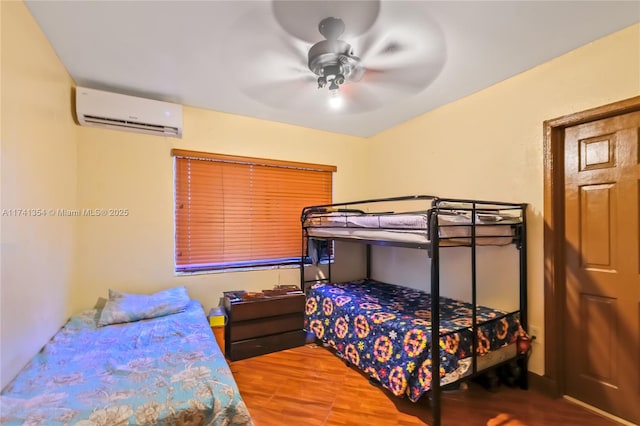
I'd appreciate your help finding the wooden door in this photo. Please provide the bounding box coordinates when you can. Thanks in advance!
[563,111,640,423]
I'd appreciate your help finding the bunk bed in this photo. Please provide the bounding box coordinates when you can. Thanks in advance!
[300,195,528,426]
[0,287,253,426]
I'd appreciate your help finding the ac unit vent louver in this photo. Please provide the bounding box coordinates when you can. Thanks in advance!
[75,87,183,138]
[82,115,180,137]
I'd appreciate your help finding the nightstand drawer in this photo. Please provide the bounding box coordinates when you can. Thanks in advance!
[228,312,303,342]
[228,329,306,361]
[225,294,305,322]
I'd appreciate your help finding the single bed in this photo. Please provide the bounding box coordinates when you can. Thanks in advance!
[0,288,253,426]
[305,279,524,402]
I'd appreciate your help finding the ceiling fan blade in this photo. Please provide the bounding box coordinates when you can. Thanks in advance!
[360,72,429,94]
[276,33,310,67]
[272,0,380,42]
[339,82,384,113]
[357,25,444,67]
[353,3,445,63]
[243,79,319,110]
[233,47,312,89]
[361,59,445,92]
[227,7,322,108]
[348,4,446,94]
[351,30,393,64]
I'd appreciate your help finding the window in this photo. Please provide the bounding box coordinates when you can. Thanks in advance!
[172,149,335,273]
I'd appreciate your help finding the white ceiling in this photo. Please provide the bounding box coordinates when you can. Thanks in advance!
[25,1,640,138]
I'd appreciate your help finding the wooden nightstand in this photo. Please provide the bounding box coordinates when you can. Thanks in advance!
[224,292,306,361]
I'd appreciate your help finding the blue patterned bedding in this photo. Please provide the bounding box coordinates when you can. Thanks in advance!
[0,301,253,426]
[304,279,523,402]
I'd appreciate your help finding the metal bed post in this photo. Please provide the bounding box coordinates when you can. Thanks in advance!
[471,202,478,376]
[328,239,333,283]
[300,226,306,291]
[429,208,441,426]
[518,203,529,389]
[366,244,371,279]
[518,204,528,330]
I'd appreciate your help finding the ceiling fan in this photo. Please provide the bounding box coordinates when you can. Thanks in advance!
[235,3,446,114]
[308,17,362,93]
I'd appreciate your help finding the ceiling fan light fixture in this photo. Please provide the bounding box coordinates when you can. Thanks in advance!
[328,90,343,109]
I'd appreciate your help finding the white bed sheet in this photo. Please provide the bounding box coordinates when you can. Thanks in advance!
[304,212,428,229]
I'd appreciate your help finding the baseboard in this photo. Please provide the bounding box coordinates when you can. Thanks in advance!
[563,396,638,426]
[527,372,558,397]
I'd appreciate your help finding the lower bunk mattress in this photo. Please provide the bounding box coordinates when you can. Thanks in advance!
[304,279,524,402]
[0,300,252,426]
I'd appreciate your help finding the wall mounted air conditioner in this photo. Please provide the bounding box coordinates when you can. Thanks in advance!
[75,86,183,138]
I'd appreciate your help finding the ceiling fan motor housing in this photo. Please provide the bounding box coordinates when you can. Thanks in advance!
[308,39,360,86]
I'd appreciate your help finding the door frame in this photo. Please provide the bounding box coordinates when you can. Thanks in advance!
[542,95,640,396]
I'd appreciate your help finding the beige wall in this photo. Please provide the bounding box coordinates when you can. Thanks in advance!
[367,23,640,375]
[0,1,79,388]
[74,99,370,316]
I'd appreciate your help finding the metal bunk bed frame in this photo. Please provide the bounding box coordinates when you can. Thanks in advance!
[300,195,528,426]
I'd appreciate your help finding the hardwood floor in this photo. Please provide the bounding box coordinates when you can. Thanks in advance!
[229,344,621,426]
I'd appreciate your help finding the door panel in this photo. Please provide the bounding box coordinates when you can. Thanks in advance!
[580,294,617,387]
[564,111,640,424]
[579,183,616,270]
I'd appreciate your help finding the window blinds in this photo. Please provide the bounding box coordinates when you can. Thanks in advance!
[173,150,334,272]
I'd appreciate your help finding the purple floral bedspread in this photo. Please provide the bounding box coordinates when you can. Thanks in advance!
[305,279,523,401]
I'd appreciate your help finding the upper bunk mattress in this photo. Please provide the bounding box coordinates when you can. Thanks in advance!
[0,300,253,426]
[303,210,520,246]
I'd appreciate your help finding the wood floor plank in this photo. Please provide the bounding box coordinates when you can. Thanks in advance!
[230,344,621,426]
